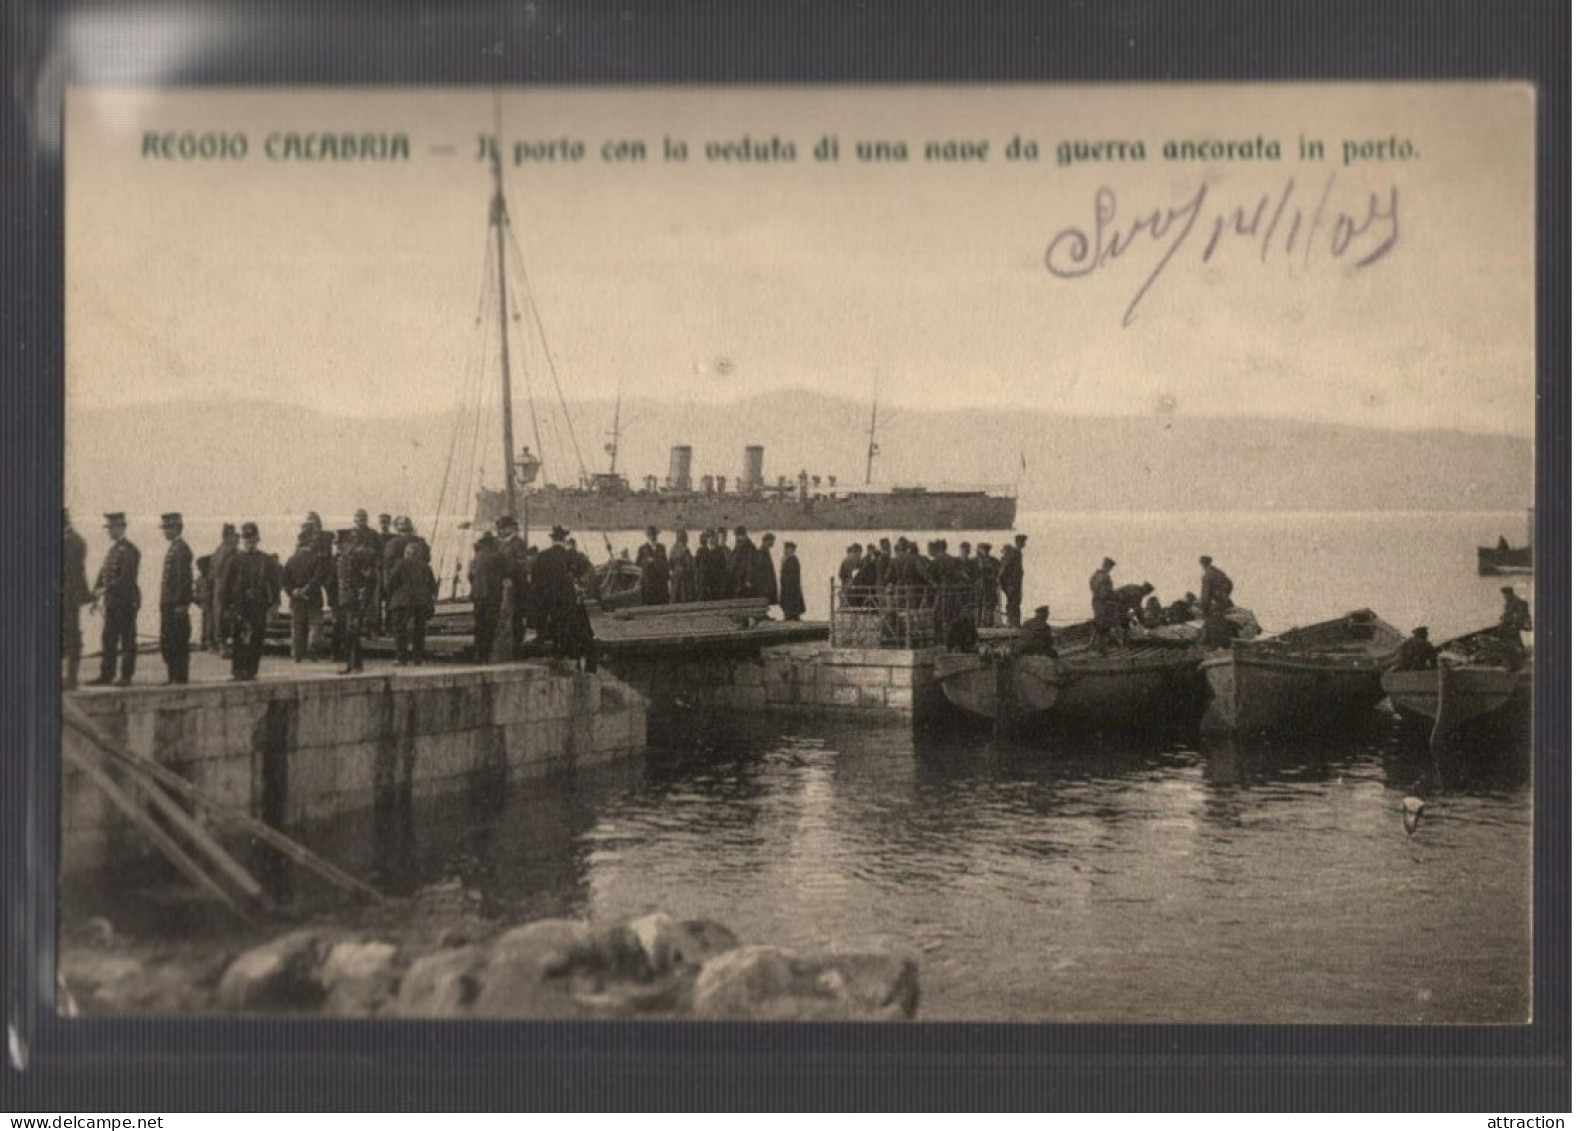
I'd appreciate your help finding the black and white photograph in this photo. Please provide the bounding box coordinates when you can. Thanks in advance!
[57,83,1535,1025]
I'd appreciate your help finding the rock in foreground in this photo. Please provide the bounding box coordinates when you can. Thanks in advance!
[60,908,921,1022]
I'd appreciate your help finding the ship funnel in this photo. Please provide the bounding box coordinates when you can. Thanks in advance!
[743,445,765,494]
[666,445,694,492]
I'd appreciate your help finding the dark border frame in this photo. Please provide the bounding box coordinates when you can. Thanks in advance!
[3,0,1568,1111]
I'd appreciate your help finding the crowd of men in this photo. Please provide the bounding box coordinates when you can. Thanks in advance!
[629,525,808,621]
[835,534,1028,625]
[61,508,452,687]
[64,508,1537,688]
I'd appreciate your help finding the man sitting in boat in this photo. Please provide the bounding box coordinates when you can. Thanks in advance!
[1497,585,1533,667]
[1017,606,1057,657]
[1392,627,1439,672]
[1113,581,1155,638]
[1166,592,1200,625]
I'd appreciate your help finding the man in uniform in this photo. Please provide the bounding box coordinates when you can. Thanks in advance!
[224,522,281,681]
[729,527,758,598]
[1000,534,1027,627]
[779,541,806,621]
[1199,555,1235,616]
[1018,606,1056,656]
[755,533,781,610]
[1392,627,1439,672]
[468,532,504,663]
[61,509,91,690]
[1112,581,1156,637]
[1089,556,1119,651]
[157,512,194,684]
[387,540,437,666]
[976,543,1001,624]
[90,512,141,686]
[496,515,531,658]
[207,523,238,655]
[282,527,326,663]
[337,529,379,674]
[531,525,582,657]
[1498,585,1532,660]
[636,527,670,606]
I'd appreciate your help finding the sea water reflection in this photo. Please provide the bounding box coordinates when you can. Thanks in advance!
[285,707,1529,1024]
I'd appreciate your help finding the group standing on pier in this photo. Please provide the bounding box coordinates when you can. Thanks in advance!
[627,525,807,621]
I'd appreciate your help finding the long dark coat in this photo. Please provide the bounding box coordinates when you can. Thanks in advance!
[779,554,805,619]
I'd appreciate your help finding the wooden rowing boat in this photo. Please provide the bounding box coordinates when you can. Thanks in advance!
[1381,625,1532,749]
[1200,609,1404,735]
[934,621,1206,734]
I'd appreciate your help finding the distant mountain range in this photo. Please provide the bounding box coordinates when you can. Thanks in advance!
[65,393,1533,521]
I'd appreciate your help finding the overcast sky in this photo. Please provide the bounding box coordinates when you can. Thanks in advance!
[66,84,1533,436]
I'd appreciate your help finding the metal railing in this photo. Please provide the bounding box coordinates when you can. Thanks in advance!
[829,581,1001,649]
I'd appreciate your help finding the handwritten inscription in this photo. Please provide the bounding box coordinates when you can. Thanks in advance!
[1044,173,1400,326]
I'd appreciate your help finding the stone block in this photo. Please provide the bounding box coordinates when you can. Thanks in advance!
[888,665,916,689]
[489,678,531,726]
[189,705,228,761]
[826,685,861,708]
[856,685,886,709]
[410,730,477,784]
[287,746,339,803]
[223,703,267,757]
[122,709,156,759]
[333,741,383,802]
[191,755,254,811]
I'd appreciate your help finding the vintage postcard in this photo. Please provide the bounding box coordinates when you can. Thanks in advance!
[59,84,1534,1024]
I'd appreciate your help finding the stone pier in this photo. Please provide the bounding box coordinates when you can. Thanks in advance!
[609,643,943,723]
[62,664,646,873]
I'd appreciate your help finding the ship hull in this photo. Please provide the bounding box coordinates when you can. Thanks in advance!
[1200,611,1404,734]
[474,487,1016,532]
[935,646,1205,736]
[1383,664,1532,750]
[1202,654,1390,735]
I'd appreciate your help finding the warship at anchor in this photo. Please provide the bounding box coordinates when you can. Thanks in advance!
[472,435,1018,533]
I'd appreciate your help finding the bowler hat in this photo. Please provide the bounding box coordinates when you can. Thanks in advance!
[240,522,260,539]
[1200,555,1214,566]
[159,512,182,527]
[1501,585,1516,594]
[496,515,519,531]
[1034,605,1049,617]
[103,511,126,526]
[1412,627,1429,637]
[549,525,570,541]
[353,509,368,522]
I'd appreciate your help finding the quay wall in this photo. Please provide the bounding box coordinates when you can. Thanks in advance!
[610,643,944,722]
[62,666,646,873]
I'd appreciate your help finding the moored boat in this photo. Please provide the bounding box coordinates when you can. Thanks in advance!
[1200,609,1404,735]
[934,622,1205,735]
[1382,626,1532,750]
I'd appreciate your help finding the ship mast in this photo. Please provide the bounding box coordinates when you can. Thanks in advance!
[489,127,520,524]
[864,385,881,485]
[605,386,623,475]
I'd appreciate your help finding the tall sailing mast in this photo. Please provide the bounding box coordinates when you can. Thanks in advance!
[604,386,624,475]
[488,130,520,523]
[864,384,881,485]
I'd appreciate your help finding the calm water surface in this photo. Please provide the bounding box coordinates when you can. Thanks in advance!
[73,511,1535,1022]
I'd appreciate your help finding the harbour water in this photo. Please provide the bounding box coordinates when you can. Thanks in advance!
[64,510,1534,1022]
